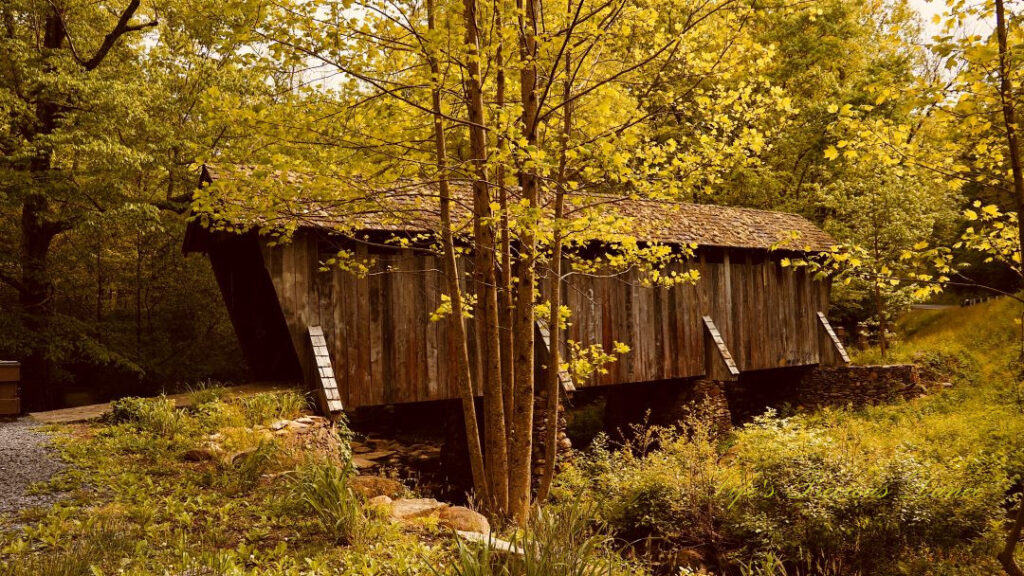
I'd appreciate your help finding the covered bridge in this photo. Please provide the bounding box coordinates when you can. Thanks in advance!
[184,166,849,412]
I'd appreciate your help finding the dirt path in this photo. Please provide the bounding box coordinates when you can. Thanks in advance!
[0,417,65,520]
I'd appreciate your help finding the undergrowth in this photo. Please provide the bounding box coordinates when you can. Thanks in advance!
[557,297,1024,575]
[0,388,449,576]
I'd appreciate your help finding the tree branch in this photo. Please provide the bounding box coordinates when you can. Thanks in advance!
[82,0,158,71]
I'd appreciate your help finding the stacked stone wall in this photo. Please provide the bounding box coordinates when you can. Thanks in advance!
[794,365,922,408]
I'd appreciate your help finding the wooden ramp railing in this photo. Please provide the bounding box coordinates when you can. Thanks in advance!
[535,319,576,392]
[702,316,740,380]
[816,312,851,364]
[308,326,344,416]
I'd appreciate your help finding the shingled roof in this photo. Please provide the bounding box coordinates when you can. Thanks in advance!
[191,164,834,252]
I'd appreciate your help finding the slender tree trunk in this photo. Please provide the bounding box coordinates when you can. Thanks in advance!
[136,233,143,351]
[1000,498,1024,576]
[463,0,509,514]
[426,0,490,507]
[509,0,541,522]
[536,43,573,504]
[495,0,517,466]
[875,282,887,359]
[95,231,103,323]
[996,0,1024,274]
[995,2,1024,573]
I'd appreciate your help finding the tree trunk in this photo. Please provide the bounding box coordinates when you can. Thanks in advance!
[494,0,518,470]
[20,196,60,411]
[463,0,509,515]
[999,497,1024,576]
[509,0,542,522]
[18,14,68,411]
[875,282,887,359]
[536,42,573,504]
[426,0,490,508]
[995,2,1024,573]
[996,0,1024,277]
[16,5,150,410]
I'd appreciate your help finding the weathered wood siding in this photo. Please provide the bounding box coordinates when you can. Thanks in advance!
[261,232,832,409]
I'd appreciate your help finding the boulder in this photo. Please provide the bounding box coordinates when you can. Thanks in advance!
[349,475,404,499]
[183,448,216,462]
[438,506,489,535]
[229,448,259,466]
[456,530,524,556]
[367,495,393,508]
[390,498,447,521]
[352,455,380,470]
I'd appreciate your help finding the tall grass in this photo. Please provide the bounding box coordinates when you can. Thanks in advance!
[289,459,363,543]
[4,519,137,576]
[241,391,307,426]
[107,395,185,438]
[447,500,634,576]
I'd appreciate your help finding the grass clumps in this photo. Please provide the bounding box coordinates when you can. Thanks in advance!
[241,391,307,426]
[448,499,641,576]
[108,395,184,437]
[289,459,364,544]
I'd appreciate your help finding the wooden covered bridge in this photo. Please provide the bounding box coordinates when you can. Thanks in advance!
[184,166,849,414]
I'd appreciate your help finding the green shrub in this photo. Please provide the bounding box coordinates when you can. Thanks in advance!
[289,459,363,543]
[241,391,307,426]
[561,410,1008,575]
[558,419,738,552]
[191,397,245,431]
[107,396,184,438]
[911,349,979,385]
[726,414,1004,573]
[187,379,229,406]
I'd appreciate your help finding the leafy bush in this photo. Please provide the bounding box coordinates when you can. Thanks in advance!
[289,459,364,543]
[107,395,184,438]
[911,349,979,386]
[241,391,307,426]
[727,414,1004,574]
[186,379,229,406]
[560,411,1008,575]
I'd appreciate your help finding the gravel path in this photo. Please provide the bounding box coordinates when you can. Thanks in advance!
[0,418,66,519]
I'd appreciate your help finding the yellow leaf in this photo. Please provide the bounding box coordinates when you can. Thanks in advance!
[824,146,839,160]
